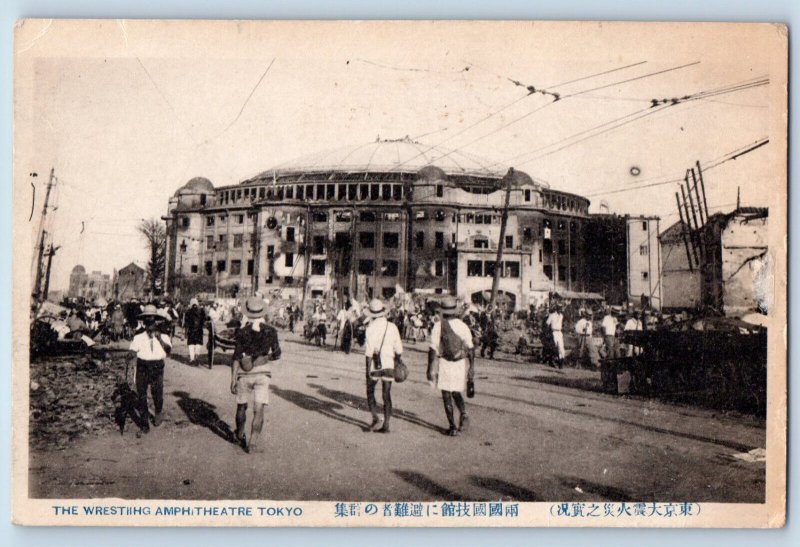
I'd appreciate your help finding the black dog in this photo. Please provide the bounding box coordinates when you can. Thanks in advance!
[111,381,143,435]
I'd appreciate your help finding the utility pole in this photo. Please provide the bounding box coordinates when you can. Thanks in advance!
[33,168,56,304]
[489,168,515,309]
[42,244,60,301]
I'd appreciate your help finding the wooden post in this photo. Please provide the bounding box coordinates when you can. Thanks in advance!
[676,192,694,271]
[489,168,514,309]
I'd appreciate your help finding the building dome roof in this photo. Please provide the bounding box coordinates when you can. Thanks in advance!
[174,177,215,197]
[253,138,522,181]
[71,265,86,275]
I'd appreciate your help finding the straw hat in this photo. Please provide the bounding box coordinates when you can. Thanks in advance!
[366,298,387,318]
[243,296,268,319]
[138,304,165,321]
[439,296,460,317]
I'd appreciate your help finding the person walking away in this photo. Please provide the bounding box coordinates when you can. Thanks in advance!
[111,305,125,342]
[574,309,600,368]
[545,304,565,368]
[183,298,206,366]
[427,297,475,436]
[128,305,172,437]
[480,314,499,359]
[287,303,295,333]
[363,299,403,433]
[230,297,281,453]
[601,308,619,360]
[337,301,354,354]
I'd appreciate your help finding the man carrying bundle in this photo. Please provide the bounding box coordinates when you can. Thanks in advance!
[427,296,476,437]
[230,297,282,453]
[363,298,404,433]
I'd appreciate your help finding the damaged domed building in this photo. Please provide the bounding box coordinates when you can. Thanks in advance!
[164,138,661,309]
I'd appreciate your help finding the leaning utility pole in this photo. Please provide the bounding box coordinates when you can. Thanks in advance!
[42,244,61,301]
[32,168,56,303]
[489,168,515,309]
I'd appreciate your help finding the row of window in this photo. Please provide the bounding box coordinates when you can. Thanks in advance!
[205,213,256,228]
[203,259,255,276]
[211,181,585,213]
[466,260,521,278]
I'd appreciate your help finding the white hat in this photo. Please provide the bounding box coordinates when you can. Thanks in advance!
[367,298,387,317]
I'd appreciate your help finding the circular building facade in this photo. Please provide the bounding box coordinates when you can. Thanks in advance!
[166,138,591,308]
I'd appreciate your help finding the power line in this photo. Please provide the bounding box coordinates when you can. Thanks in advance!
[400,61,651,170]
[508,77,768,168]
[425,61,704,168]
[583,137,769,198]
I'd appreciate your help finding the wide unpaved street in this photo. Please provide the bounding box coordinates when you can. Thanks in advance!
[30,331,766,502]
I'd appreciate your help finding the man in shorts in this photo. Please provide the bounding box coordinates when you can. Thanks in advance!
[428,296,476,436]
[363,298,403,433]
[230,297,281,453]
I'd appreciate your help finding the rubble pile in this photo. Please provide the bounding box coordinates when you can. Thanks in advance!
[29,353,129,450]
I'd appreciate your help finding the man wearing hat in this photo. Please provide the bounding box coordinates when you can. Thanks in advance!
[230,296,282,453]
[363,298,404,433]
[600,307,619,360]
[128,304,172,435]
[545,303,565,368]
[427,296,475,436]
[183,298,206,366]
[574,309,600,368]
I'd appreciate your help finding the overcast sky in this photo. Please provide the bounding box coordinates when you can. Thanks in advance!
[14,20,782,292]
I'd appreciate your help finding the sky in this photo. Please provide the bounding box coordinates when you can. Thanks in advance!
[13,20,783,292]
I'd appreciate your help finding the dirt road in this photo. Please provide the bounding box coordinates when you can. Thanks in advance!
[29,332,766,502]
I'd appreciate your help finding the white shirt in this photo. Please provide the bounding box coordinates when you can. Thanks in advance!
[429,317,474,359]
[364,317,403,369]
[129,331,172,360]
[601,315,618,336]
[575,318,593,336]
[546,312,563,331]
[624,318,643,331]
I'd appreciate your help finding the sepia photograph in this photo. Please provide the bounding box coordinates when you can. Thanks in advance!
[11,19,787,526]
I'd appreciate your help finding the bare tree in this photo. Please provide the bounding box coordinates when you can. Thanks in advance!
[137,218,167,297]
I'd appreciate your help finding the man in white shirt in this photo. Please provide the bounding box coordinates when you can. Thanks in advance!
[428,296,475,436]
[574,309,600,367]
[363,299,403,433]
[545,304,565,367]
[128,305,172,436]
[601,308,619,360]
[623,311,644,357]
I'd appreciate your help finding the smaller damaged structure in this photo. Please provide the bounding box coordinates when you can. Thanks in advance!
[702,207,770,316]
[612,207,769,415]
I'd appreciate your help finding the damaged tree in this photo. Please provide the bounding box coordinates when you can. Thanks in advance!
[138,218,167,298]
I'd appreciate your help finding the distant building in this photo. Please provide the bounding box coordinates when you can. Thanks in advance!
[584,215,662,309]
[114,262,147,301]
[659,207,769,316]
[67,265,88,298]
[659,220,702,309]
[67,265,112,302]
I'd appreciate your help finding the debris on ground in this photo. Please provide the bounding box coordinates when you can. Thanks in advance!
[29,353,129,451]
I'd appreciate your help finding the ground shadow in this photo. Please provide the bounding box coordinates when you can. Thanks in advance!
[171,390,237,445]
[469,476,542,501]
[307,383,447,435]
[393,470,465,501]
[270,386,370,430]
[557,475,633,501]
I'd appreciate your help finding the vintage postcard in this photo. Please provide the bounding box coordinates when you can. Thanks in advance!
[12,20,787,527]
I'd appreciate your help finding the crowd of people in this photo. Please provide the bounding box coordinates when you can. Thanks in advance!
[37,289,674,453]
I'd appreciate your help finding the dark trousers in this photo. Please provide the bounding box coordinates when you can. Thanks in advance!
[341,322,353,354]
[135,359,164,427]
[366,369,392,425]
